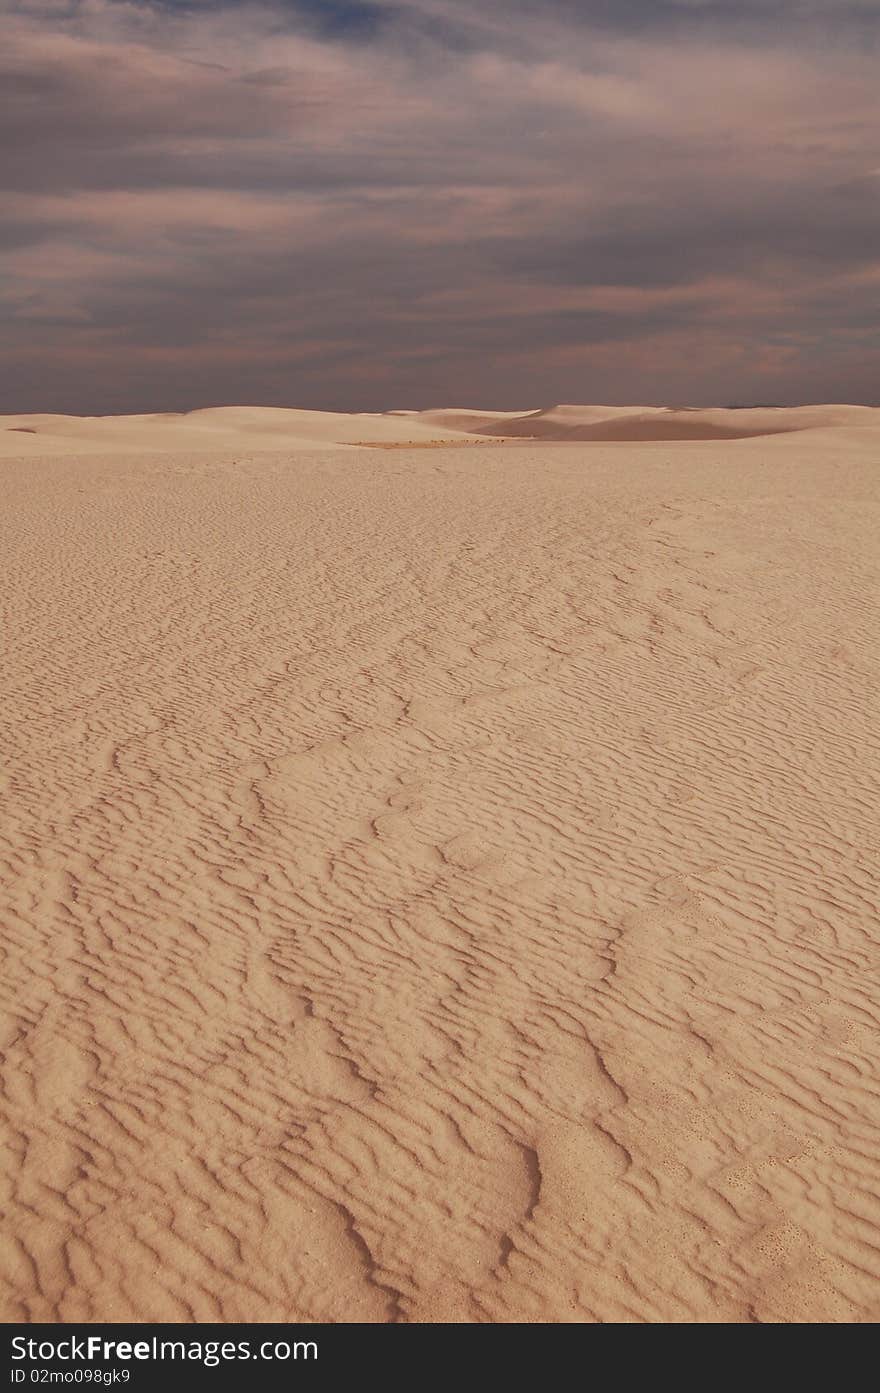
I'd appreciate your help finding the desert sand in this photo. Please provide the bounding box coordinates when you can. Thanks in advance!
[1,403,878,1323]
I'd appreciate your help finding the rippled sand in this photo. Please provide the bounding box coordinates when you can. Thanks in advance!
[2,413,878,1322]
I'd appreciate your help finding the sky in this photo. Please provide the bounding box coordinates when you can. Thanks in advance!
[2,0,879,412]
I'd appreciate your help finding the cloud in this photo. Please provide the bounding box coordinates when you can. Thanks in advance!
[1,0,879,410]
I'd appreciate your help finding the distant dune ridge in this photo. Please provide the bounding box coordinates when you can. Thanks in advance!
[1,408,879,1323]
[2,401,879,456]
[0,405,482,457]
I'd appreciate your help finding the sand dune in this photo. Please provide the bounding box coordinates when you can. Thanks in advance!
[0,406,483,458]
[1,415,879,1322]
[412,402,880,442]
[5,402,879,459]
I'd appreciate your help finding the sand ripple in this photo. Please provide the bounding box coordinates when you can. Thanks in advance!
[1,434,878,1321]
